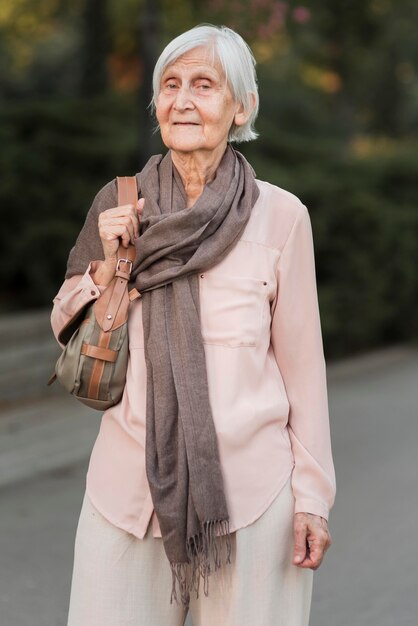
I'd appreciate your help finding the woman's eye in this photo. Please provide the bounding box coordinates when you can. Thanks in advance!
[194,81,211,90]
[162,80,178,90]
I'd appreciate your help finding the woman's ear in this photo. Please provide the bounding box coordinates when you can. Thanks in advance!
[234,93,257,127]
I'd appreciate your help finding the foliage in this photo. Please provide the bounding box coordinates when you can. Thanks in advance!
[0,0,417,358]
[0,95,144,307]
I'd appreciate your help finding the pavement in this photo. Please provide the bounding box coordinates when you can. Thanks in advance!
[1,342,417,625]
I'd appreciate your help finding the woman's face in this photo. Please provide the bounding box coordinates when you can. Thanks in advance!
[156,46,245,157]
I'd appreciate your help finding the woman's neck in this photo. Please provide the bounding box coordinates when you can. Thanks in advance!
[171,145,227,208]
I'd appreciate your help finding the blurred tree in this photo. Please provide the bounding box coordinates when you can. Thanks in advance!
[80,0,110,95]
[297,0,418,136]
[0,0,417,357]
[138,0,163,163]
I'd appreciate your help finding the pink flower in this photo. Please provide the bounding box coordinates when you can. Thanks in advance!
[273,1,288,16]
[270,13,285,28]
[292,6,311,23]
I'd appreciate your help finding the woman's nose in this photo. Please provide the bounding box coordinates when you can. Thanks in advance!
[173,85,194,111]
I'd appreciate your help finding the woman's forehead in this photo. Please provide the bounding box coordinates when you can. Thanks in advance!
[162,46,225,79]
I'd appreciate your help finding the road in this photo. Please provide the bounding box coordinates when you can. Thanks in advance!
[0,345,417,625]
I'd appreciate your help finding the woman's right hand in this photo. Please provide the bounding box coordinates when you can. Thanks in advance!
[92,199,144,286]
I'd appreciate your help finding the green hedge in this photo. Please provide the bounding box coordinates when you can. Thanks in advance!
[1,96,417,359]
[0,96,141,308]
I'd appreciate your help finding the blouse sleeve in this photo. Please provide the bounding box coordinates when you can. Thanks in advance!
[50,262,106,347]
[52,178,119,345]
[270,203,336,520]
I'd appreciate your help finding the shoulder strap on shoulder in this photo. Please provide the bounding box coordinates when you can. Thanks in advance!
[116,176,138,208]
[115,176,138,268]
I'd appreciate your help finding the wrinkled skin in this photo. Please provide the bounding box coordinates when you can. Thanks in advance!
[292,512,332,570]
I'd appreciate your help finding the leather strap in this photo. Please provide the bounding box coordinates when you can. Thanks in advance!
[87,176,139,399]
[88,330,112,400]
[115,174,138,268]
[98,177,139,332]
[81,344,118,363]
[117,175,138,207]
[129,288,141,301]
[94,278,129,331]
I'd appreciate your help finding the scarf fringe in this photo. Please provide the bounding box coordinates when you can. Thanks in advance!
[170,519,232,607]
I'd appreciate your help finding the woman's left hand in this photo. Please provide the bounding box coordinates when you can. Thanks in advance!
[292,512,332,570]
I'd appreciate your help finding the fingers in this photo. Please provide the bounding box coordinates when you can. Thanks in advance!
[101,205,137,241]
[293,517,308,566]
[293,513,332,571]
[137,198,145,217]
[98,201,144,254]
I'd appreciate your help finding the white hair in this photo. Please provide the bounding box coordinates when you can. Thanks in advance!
[151,24,259,143]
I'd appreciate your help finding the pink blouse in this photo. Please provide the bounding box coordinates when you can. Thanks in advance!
[51,179,336,538]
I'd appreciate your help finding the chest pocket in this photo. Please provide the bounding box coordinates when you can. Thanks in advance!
[199,272,270,348]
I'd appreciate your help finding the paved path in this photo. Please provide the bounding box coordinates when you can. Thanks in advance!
[311,345,418,626]
[0,345,417,625]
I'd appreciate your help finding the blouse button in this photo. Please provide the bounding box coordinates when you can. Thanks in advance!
[90,290,96,296]
[200,274,204,278]
[263,281,267,286]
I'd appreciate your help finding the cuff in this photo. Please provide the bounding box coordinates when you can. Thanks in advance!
[83,261,107,295]
[294,497,330,521]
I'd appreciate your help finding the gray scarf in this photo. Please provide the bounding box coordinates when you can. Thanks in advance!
[65,145,260,605]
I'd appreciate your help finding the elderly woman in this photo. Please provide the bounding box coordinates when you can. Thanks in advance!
[52,24,335,626]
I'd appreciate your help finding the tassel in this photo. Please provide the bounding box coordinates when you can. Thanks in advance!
[170,519,232,607]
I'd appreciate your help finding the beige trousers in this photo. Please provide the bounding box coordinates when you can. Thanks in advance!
[67,477,313,626]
